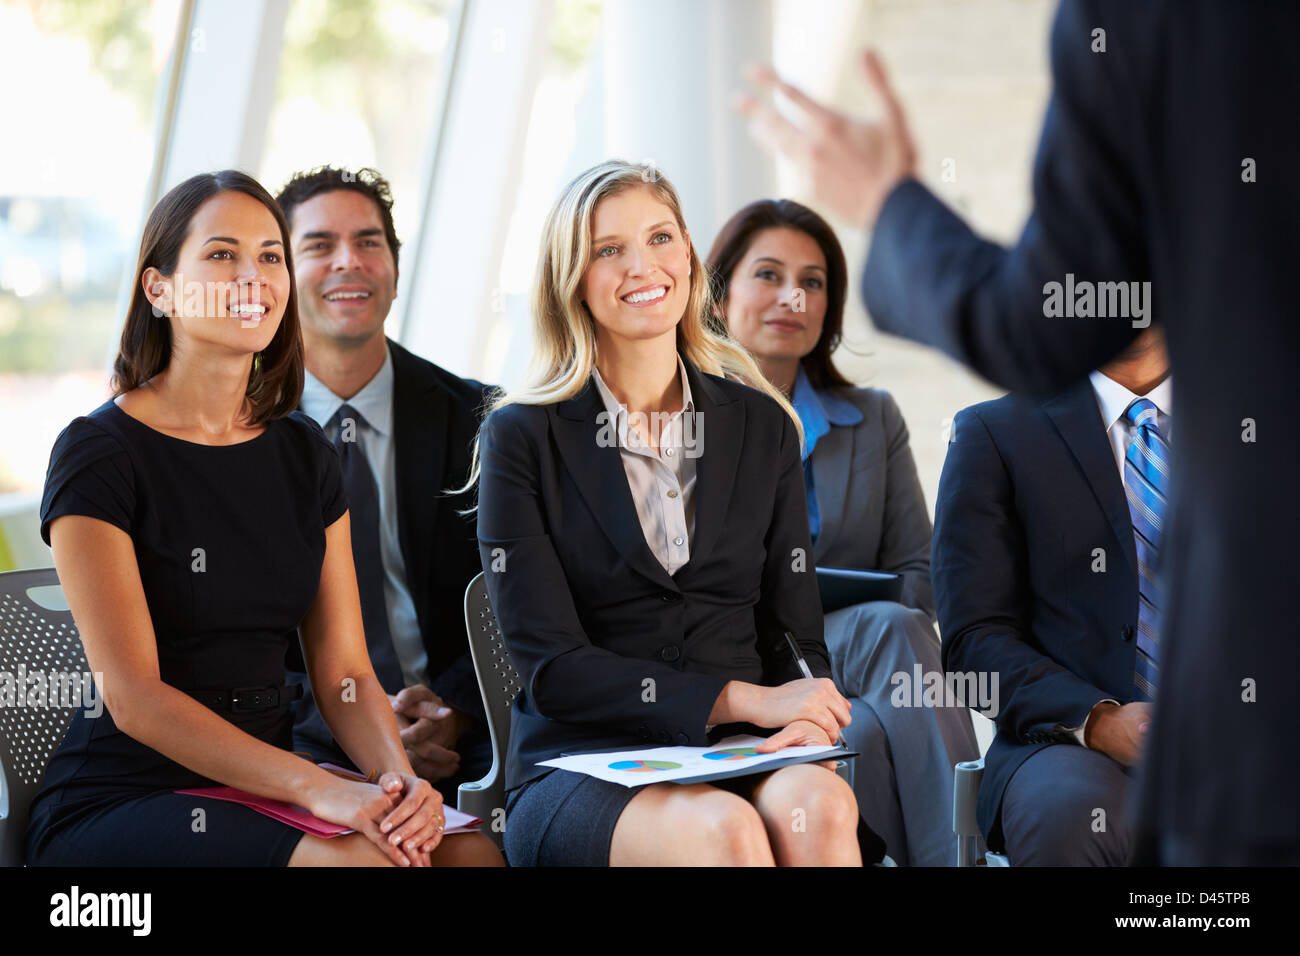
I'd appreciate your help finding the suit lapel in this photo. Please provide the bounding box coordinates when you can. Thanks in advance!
[678,358,742,573]
[552,375,679,592]
[1043,380,1138,576]
[550,356,742,591]
[809,424,853,561]
[390,340,450,622]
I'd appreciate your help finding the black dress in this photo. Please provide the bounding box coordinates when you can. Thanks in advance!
[24,398,347,866]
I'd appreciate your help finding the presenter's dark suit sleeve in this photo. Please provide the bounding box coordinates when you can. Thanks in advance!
[935,408,1108,739]
[476,407,728,744]
[863,0,1144,396]
[755,410,831,684]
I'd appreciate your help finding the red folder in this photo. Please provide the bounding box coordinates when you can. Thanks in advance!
[176,786,352,838]
[177,765,483,839]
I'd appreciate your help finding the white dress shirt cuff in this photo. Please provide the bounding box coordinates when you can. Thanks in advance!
[1071,699,1121,746]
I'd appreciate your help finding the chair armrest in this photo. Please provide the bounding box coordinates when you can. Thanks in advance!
[953,757,985,867]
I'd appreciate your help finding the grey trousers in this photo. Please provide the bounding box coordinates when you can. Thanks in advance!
[822,600,981,866]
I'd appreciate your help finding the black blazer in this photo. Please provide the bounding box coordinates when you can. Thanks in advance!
[862,0,1300,862]
[934,381,1139,848]
[475,355,831,791]
[290,339,493,763]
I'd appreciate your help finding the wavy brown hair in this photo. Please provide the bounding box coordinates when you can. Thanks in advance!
[112,170,304,424]
[706,199,853,391]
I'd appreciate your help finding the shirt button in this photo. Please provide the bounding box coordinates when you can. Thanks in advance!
[667,489,678,499]
[1121,625,1134,642]
[673,536,683,546]
[665,447,675,456]
[658,645,681,662]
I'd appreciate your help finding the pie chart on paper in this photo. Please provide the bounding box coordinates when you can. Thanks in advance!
[608,759,682,773]
[703,747,760,760]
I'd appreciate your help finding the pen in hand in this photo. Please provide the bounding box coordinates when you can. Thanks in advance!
[782,630,848,752]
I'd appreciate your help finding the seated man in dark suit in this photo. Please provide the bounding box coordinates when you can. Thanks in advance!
[275,166,494,799]
[933,327,1170,864]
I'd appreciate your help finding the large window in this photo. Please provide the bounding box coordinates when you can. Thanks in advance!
[258,0,456,247]
[483,0,603,385]
[0,0,180,497]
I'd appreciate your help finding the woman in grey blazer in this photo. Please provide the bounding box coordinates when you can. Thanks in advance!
[707,199,980,865]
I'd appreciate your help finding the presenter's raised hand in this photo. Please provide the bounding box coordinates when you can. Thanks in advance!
[735,50,917,228]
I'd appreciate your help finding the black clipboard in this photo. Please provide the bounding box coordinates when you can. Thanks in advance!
[816,566,903,613]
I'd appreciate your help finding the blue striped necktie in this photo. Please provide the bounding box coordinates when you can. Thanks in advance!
[1124,397,1170,701]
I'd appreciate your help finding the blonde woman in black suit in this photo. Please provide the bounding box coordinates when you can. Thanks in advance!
[468,161,868,866]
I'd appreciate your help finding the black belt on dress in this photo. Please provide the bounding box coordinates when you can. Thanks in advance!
[190,683,303,713]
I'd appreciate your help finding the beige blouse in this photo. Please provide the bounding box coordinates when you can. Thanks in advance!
[591,354,699,575]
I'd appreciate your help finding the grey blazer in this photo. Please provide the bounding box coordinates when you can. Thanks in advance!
[808,386,934,620]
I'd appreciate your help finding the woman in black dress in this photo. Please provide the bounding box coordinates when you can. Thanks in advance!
[26,171,501,867]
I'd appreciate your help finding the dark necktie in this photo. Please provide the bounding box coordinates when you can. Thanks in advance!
[330,404,405,693]
[1123,397,1170,702]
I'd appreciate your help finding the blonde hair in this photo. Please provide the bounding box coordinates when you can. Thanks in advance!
[457,159,802,500]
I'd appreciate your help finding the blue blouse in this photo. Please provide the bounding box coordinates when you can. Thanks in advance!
[790,365,863,543]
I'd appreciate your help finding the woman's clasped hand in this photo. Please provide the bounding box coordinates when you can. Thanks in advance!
[308,770,447,867]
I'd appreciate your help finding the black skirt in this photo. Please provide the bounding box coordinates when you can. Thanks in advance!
[504,769,641,867]
[503,767,886,866]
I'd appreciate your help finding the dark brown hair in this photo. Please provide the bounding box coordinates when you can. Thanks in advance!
[274,165,401,273]
[705,199,853,391]
[112,170,304,424]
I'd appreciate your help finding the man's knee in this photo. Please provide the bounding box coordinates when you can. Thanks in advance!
[1001,748,1132,866]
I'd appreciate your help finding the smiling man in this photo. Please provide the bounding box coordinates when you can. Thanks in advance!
[274,167,494,799]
